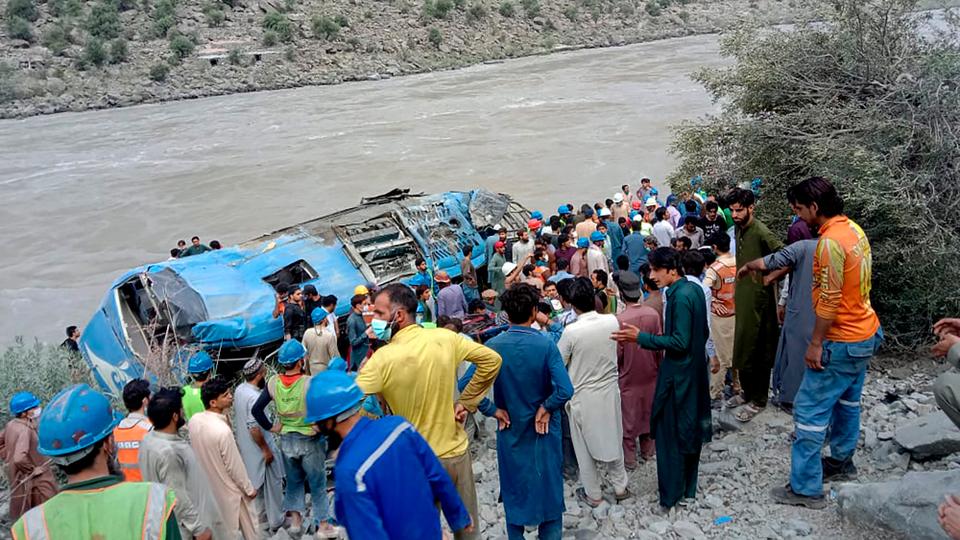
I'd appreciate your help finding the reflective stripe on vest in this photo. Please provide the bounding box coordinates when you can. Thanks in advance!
[114,419,152,482]
[142,482,169,540]
[709,260,736,316]
[268,375,313,435]
[19,505,48,540]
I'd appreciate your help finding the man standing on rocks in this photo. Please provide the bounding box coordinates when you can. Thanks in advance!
[770,177,882,509]
[356,283,502,540]
[613,247,711,512]
[704,233,739,407]
[1,391,57,521]
[729,187,784,422]
[558,277,631,508]
[614,271,663,469]
[485,283,574,539]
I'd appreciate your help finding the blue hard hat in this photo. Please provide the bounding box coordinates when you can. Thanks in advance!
[531,211,543,220]
[328,357,348,372]
[629,210,640,219]
[311,307,328,325]
[9,391,40,416]
[590,231,605,243]
[38,384,122,457]
[650,188,659,195]
[277,339,306,366]
[583,208,594,217]
[557,205,570,215]
[187,351,214,374]
[576,237,589,248]
[304,370,365,423]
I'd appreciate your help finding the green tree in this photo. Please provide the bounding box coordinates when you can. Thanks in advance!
[82,37,107,67]
[169,34,194,58]
[669,0,960,348]
[262,12,293,42]
[42,24,70,55]
[5,0,38,22]
[87,1,122,39]
[6,17,34,42]
[311,15,340,39]
[109,38,128,63]
[49,0,83,18]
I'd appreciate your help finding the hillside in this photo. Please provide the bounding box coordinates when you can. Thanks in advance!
[0,0,840,118]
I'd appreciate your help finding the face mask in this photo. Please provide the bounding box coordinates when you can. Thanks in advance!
[371,318,392,341]
[29,407,42,419]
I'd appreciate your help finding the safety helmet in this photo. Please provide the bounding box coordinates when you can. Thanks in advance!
[9,391,40,416]
[277,339,306,366]
[557,205,570,215]
[328,357,348,372]
[38,384,122,461]
[311,307,328,325]
[530,211,543,221]
[599,208,611,218]
[187,351,214,374]
[527,218,542,231]
[631,201,642,210]
[353,285,369,296]
[590,231,605,243]
[304,370,365,423]
[576,238,589,249]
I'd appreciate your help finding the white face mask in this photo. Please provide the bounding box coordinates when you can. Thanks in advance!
[29,407,42,419]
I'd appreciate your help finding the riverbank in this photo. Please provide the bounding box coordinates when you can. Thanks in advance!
[0,0,829,119]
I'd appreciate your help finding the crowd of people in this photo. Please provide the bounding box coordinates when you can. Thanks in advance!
[6,175,960,540]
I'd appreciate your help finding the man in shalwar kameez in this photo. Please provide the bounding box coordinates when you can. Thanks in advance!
[614,248,712,511]
[485,283,574,540]
[729,188,784,422]
[558,277,631,507]
[614,271,662,469]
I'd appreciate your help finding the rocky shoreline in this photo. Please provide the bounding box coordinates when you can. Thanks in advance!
[0,0,828,119]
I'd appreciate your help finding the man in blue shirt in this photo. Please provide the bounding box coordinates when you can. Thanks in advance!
[621,216,649,273]
[305,370,473,539]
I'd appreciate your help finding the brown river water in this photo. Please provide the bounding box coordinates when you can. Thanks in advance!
[0,33,725,343]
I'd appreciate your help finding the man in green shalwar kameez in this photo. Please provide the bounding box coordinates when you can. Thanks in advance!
[728,188,784,422]
[613,247,712,511]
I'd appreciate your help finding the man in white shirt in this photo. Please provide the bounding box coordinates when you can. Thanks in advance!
[652,207,676,250]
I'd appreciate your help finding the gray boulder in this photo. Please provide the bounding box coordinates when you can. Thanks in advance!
[894,411,960,459]
[837,469,960,539]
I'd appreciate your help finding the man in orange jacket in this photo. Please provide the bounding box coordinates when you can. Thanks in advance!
[113,379,153,481]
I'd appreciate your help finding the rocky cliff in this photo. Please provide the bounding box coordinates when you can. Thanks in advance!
[0,0,825,118]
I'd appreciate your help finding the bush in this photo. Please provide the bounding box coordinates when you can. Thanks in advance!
[49,0,83,17]
[466,4,486,22]
[453,0,465,9]
[227,47,242,65]
[154,0,176,19]
[520,0,539,18]
[109,38,128,63]
[262,30,278,46]
[0,340,94,427]
[87,1,122,39]
[203,3,225,26]
[498,0,514,17]
[152,15,175,37]
[81,37,107,67]
[334,14,349,27]
[0,62,18,104]
[423,0,454,19]
[644,1,661,16]
[42,25,70,55]
[563,6,578,21]
[668,0,960,348]
[262,12,293,42]
[6,16,34,42]
[5,0,38,22]
[311,15,340,40]
[169,34,194,58]
[148,62,170,81]
[428,26,442,47]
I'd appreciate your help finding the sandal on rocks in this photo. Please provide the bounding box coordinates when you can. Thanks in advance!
[735,403,764,422]
[576,487,602,508]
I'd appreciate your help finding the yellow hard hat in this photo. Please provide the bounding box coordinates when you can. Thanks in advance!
[353,285,370,295]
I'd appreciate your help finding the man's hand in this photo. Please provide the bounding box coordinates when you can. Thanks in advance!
[933,334,960,358]
[494,409,511,431]
[777,305,786,325]
[262,447,274,466]
[246,488,257,499]
[611,324,640,343]
[194,529,213,540]
[460,520,475,534]
[270,423,282,434]
[710,356,720,375]
[935,318,960,337]
[454,403,468,424]
[940,497,960,540]
[534,406,550,435]
[805,342,824,371]
[736,264,755,281]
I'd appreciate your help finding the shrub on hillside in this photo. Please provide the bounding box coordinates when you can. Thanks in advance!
[499,0,515,17]
[563,6,578,21]
[0,62,18,104]
[311,15,340,40]
[0,340,94,427]
[87,1,122,39]
[203,3,225,27]
[262,12,293,42]
[466,4,486,22]
[428,26,442,48]
[6,17,34,42]
[335,14,349,27]
[109,38,128,63]
[169,34,194,58]
[645,1,661,16]
[669,0,960,348]
[227,48,242,65]
[521,0,540,18]
[423,0,454,19]
[262,30,278,46]
[148,62,170,81]
[42,25,70,55]
[81,37,107,67]
[6,0,38,22]
[49,0,83,17]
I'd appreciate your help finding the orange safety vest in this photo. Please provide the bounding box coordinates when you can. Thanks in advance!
[112,415,152,482]
[709,260,736,317]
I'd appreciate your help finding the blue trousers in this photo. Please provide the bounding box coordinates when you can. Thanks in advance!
[506,518,562,540]
[790,329,882,496]
[279,432,329,525]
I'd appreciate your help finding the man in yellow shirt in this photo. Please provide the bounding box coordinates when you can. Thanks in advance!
[356,283,502,540]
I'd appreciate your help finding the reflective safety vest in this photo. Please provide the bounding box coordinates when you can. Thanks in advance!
[113,415,153,482]
[268,374,313,435]
[12,481,176,540]
[709,260,736,317]
[182,384,204,421]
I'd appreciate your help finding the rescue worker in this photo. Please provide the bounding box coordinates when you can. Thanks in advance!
[252,340,335,537]
[1,391,57,520]
[113,378,152,481]
[11,384,178,540]
[305,370,473,539]
[182,351,213,421]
